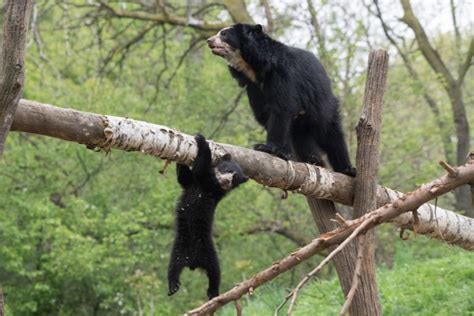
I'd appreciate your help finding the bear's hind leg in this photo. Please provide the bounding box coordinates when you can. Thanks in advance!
[167,245,187,296]
[320,122,356,177]
[201,243,221,300]
[292,128,325,166]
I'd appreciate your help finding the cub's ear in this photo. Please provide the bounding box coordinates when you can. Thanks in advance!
[220,153,232,161]
[253,24,263,33]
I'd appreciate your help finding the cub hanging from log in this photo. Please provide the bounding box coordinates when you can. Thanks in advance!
[168,134,248,299]
[207,24,355,176]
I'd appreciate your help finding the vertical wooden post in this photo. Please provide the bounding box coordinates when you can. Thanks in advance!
[350,49,389,315]
[0,0,33,157]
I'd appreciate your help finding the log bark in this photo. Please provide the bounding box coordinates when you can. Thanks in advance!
[0,0,33,156]
[186,160,474,315]
[349,49,389,315]
[11,99,474,250]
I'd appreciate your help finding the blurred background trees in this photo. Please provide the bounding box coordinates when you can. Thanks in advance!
[0,0,472,314]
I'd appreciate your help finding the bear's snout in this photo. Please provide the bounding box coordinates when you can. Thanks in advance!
[207,36,217,48]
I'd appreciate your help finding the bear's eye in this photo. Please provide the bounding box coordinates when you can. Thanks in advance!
[221,30,227,36]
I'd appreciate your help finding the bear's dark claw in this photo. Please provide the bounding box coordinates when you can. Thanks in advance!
[168,282,180,296]
[207,288,219,300]
[343,167,357,177]
[254,143,291,160]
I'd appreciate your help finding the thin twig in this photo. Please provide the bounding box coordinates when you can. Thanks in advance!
[339,236,365,315]
[330,212,350,227]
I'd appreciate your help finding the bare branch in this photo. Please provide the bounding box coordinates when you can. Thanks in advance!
[400,0,455,88]
[164,36,206,88]
[306,0,330,69]
[457,39,473,85]
[260,0,274,34]
[187,161,474,315]
[97,1,228,31]
[209,88,245,138]
[449,0,461,53]
[99,22,158,74]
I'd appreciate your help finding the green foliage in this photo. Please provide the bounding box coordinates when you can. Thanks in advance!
[0,2,472,315]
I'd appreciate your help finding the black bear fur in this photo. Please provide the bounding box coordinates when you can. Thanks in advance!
[207,24,355,176]
[167,134,248,300]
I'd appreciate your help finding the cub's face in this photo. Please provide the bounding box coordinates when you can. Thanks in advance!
[213,155,249,191]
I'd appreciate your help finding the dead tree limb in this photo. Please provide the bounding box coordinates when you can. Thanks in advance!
[282,48,389,316]
[348,49,389,315]
[11,99,474,250]
[0,0,33,157]
[186,160,474,315]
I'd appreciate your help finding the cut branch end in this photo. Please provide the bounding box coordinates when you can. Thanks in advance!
[439,160,459,177]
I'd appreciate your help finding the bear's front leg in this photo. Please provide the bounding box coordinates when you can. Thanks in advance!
[254,112,293,160]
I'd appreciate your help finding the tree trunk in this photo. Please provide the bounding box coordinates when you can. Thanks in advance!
[0,0,33,157]
[449,86,472,216]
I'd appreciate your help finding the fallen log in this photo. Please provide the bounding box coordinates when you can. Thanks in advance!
[11,99,474,250]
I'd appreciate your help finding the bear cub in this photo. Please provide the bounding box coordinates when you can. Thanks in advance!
[207,24,355,176]
[167,134,248,299]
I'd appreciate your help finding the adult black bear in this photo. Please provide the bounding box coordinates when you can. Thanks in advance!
[207,24,355,176]
[167,134,248,300]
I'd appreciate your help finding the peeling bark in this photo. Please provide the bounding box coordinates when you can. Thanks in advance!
[11,99,474,250]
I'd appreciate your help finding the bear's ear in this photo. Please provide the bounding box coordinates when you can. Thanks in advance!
[253,24,263,34]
